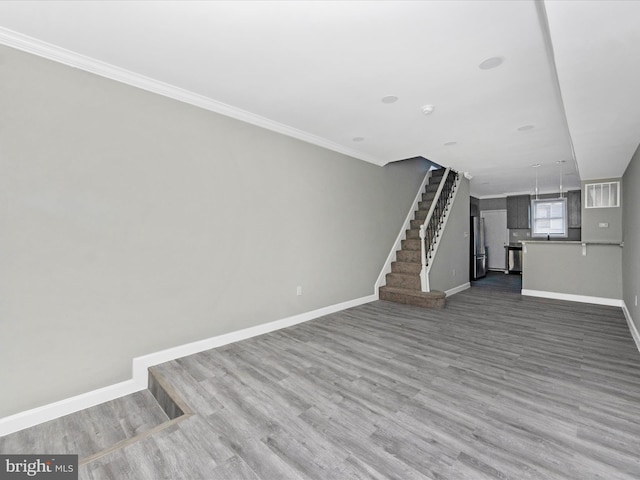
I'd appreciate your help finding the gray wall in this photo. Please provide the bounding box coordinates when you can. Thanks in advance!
[581,178,623,242]
[522,243,622,300]
[430,177,471,291]
[622,144,640,329]
[0,45,429,417]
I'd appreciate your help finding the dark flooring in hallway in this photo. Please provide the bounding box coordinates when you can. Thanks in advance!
[471,270,522,293]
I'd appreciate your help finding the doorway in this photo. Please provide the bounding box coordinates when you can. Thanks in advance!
[481,209,508,271]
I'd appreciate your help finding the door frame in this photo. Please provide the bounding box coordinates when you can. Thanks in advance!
[480,209,509,272]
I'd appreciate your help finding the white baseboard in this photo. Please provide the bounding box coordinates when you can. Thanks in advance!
[0,294,376,437]
[521,289,624,307]
[445,282,471,296]
[622,302,640,353]
[0,380,143,439]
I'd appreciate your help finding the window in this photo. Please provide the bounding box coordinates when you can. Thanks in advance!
[531,198,567,237]
[585,181,620,208]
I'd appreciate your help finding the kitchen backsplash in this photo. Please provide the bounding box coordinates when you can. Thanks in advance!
[509,228,581,242]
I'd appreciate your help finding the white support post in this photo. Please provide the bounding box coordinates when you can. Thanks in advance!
[419,224,429,292]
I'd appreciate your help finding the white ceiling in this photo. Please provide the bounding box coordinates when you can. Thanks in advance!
[0,0,638,198]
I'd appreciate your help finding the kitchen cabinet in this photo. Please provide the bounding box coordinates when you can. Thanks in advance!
[567,190,581,228]
[507,195,530,229]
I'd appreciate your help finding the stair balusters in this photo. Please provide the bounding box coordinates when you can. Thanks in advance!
[419,169,459,291]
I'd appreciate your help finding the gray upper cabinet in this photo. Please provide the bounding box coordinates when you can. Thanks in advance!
[567,190,581,228]
[506,195,530,229]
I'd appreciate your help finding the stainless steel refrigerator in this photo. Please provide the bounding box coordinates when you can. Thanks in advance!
[471,217,487,279]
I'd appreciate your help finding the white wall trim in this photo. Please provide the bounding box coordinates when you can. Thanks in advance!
[622,302,640,353]
[0,27,383,167]
[521,289,624,307]
[445,282,471,296]
[375,169,432,290]
[0,294,376,437]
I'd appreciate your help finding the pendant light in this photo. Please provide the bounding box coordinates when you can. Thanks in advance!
[556,160,566,198]
[532,163,541,199]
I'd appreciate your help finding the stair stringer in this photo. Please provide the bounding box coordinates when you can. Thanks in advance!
[422,173,462,292]
[374,168,435,294]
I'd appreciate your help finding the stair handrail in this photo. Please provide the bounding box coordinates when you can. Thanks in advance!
[419,168,460,292]
[423,172,460,292]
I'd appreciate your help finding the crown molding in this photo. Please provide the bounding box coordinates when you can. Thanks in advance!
[0,27,384,166]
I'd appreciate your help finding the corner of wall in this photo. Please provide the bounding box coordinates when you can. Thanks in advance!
[621,143,640,341]
[622,302,640,353]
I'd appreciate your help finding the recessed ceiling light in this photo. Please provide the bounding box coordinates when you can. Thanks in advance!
[444,141,457,146]
[531,163,541,168]
[556,160,566,164]
[421,105,435,115]
[517,125,535,131]
[352,137,365,142]
[381,95,398,104]
[479,56,504,70]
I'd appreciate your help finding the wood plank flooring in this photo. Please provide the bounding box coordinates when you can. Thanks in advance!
[0,391,169,461]
[3,286,640,479]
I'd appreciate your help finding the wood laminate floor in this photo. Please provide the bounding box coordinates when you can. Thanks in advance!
[0,391,170,462]
[3,287,640,479]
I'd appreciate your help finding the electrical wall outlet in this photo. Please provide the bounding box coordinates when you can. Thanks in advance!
[598,222,609,228]
[296,286,303,296]
[635,295,638,307]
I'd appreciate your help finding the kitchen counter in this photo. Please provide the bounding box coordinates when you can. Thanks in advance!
[519,240,623,301]
[518,240,623,256]
[519,240,622,245]
[520,240,581,244]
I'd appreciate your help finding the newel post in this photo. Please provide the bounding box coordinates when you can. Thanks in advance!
[419,224,429,292]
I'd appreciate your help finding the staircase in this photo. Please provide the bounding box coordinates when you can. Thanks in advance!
[379,168,450,308]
